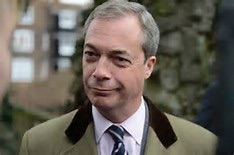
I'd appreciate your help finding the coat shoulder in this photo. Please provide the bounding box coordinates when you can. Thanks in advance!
[165,113,217,154]
[28,110,77,135]
[165,113,215,136]
[20,110,77,155]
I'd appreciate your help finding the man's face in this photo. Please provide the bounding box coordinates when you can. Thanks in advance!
[82,15,155,116]
[0,0,18,102]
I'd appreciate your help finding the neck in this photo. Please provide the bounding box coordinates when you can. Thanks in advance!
[97,97,142,123]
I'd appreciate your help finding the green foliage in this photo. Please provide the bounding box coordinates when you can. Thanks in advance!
[0,93,50,155]
[150,0,176,15]
[1,93,13,126]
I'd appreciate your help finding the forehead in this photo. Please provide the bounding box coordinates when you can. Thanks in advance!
[84,16,145,59]
[89,14,141,31]
[85,15,142,45]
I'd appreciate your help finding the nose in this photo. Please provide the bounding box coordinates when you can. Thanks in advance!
[92,57,111,81]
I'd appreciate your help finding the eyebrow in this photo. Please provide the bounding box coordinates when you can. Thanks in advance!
[84,43,131,56]
[83,43,98,51]
[109,49,130,57]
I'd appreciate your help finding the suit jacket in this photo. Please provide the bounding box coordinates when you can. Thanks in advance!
[20,97,217,155]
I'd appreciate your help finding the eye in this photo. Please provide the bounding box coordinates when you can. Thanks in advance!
[116,57,127,62]
[84,51,99,62]
[113,56,131,67]
[84,51,95,56]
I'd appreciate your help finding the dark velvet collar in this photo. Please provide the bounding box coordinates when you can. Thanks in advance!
[144,96,177,148]
[65,100,93,144]
[65,96,177,148]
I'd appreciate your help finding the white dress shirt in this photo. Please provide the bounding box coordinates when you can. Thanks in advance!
[92,97,146,155]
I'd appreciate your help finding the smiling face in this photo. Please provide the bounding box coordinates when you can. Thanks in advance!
[82,15,155,122]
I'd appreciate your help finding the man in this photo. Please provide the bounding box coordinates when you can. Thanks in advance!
[20,1,217,155]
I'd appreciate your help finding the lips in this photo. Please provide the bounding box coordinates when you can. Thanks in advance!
[91,87,116,93]
[90,87,115,96]
[86,80,121,95]
[91,87,114,91]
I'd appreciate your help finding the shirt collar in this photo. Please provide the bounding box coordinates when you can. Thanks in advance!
[92,97,145,145]
[92,105,113,143]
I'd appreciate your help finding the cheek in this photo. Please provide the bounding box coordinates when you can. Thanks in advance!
[82,68,89,81]
[120,67,145,85]
[82,63,94,79]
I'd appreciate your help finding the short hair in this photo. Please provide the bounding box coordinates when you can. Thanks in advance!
[83,1,160,58]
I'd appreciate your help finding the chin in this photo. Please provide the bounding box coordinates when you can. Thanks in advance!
[89,96,114,108]
[90,97,108,105]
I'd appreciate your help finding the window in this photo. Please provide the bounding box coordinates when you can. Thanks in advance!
[12,29,34,53]
[58,0,93,6]
[11,57,34,83]
[58,32,76,56]
[19,6,34,25]
[58,10,77,30]
[59,43,75,57]
[57,58,71,71]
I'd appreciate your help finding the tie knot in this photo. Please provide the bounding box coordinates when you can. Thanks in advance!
[107,125,124,143]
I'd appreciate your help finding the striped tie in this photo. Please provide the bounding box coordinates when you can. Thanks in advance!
[107,125,127,155]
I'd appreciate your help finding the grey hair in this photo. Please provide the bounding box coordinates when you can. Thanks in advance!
[83,1,160,58]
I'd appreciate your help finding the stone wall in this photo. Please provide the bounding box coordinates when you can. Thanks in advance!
[144,0,218,120]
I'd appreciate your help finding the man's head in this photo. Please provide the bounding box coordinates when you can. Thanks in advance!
[83,1,160,60]
[82,1,159,122]
[0,0,19,102]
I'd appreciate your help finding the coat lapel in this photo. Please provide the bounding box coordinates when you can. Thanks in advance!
[62,124,98,155]
[62,97,177,155]
[144,128,169,155]
[63,101,98,155]
[65,101,93,144]
[144,96,177,148]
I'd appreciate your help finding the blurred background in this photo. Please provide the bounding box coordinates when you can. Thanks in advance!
[2,0,234,154]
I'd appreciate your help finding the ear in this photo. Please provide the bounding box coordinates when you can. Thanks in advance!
[144,56,156,79]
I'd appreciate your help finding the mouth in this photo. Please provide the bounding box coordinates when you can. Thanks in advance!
[90,87,116,96]
[91,87,115,91]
